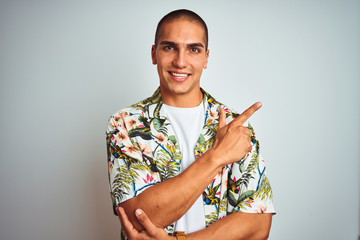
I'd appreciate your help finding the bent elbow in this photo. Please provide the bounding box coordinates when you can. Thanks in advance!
[259,231,270,240]
[251,230,269,240]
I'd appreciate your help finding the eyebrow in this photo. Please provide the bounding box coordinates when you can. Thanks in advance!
[159,41,205,49]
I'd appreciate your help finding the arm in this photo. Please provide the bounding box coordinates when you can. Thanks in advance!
[188,212,272,240]
[119,147,221,230]
[118,207,272,240]
[110,103,262,231]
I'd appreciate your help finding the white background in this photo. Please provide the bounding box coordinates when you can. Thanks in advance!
[0,1,359,239]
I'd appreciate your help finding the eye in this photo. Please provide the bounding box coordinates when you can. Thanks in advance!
[164,46,175,51]
[190,47,200,53]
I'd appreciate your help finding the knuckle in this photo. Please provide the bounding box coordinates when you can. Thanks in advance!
[236,126,244,134]
[226,125,234,133]
[239,127,250,135]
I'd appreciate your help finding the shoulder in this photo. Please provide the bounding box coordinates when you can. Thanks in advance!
[107,96,152,132]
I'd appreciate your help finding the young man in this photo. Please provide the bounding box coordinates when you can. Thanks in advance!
[106,9,275,240]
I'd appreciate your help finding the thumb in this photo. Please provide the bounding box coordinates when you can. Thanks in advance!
[218,106,226,129]
[135,209,157,235]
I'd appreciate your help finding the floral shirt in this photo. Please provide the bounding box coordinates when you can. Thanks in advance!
[106,88,275,238]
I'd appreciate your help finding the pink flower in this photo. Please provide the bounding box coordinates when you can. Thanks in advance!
[139,142,151,156]
[110,111,129,128]
[154,133,167,144]
[142,174,155,183]
[115,132,129,143]
[123,145,138,155]
[118,111,130,119]
[109,119,119,129]
[126,118,138,129]
[256,204,267,213]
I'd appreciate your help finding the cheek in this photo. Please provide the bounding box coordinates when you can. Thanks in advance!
[157,65,166,77]
[157,56,172,69]
[194,60,207,72]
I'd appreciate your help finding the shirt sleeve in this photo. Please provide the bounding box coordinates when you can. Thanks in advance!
[106,111,160,215]
[227,123,276,214]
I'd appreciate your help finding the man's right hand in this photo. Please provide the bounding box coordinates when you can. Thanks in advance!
[209,102,262,168]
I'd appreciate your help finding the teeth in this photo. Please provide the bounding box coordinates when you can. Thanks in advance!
[171,72,188,77]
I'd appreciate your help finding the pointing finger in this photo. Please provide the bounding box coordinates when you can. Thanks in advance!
[218,106,226,129]
[234,102,262,126]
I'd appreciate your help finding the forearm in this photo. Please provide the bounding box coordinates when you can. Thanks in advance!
[120,149,222,230]
[187,212,272,240]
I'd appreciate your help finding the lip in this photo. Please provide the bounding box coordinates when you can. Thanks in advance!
[168,71,191,82]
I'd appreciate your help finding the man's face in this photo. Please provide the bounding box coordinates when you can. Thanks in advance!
[151,19,209,102]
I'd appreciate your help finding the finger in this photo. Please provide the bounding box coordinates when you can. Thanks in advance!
[116,207,124,228]
[135,209,157,236]
[233,102,262,126]
[116,207,127,237]
[117,207,135,238]
[218,106,226,129]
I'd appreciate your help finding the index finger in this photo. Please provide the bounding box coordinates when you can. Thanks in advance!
[233,102,262,126]
[117,207,134,238]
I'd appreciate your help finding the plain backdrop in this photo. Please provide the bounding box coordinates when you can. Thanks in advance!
[0,1,359,239]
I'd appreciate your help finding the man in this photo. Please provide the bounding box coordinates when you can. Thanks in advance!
[106,9,275,240]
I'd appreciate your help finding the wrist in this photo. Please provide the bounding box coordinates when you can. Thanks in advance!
[203,148,225,170]
[174,231,187,240]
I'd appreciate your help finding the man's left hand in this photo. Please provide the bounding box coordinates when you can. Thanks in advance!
[116,207,176,240]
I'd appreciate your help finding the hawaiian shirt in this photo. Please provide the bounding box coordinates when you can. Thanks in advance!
[106,88,275,239]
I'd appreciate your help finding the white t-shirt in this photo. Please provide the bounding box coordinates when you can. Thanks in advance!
[162,102,206,233]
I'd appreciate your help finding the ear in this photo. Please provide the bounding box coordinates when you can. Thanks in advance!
[151,45,157,65]
[203,49,210,69]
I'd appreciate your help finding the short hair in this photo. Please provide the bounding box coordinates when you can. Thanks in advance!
[154,9,209,50]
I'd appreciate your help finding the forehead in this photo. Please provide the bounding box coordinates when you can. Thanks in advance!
[158,19,206,45]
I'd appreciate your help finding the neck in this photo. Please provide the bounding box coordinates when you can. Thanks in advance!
[160,88,203,108]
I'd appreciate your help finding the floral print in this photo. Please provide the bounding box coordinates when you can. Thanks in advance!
[106,88,275,239]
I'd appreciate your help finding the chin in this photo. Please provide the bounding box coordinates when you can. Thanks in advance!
[161,79,200,96]
[170,85,195,95]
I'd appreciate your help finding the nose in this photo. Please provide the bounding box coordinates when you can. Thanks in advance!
[172,49,187,68]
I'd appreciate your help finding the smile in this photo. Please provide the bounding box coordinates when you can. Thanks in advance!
[170,72,190,78]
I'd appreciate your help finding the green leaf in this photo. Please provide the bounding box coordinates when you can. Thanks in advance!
[238,190,255,203]
[228,191,237,207]
[198,134,205,145]
[168,135,177,145]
